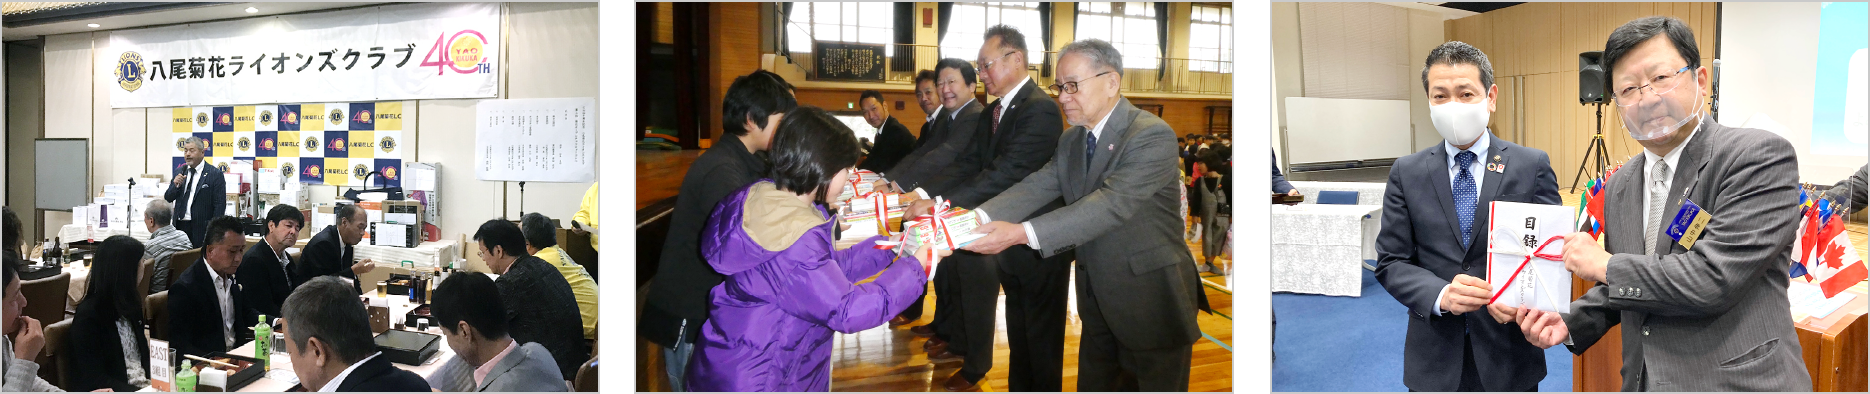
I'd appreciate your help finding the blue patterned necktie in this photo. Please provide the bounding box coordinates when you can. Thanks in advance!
[1086,130,1097,171]
[1454,151,1478,248]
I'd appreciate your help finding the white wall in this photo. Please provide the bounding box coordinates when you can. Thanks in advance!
[1272,2,1444,169]
[1720,2,1865,183]
[32,2,599,270]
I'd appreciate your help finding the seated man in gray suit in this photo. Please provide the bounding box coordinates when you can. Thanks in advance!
[1496,16,1812,391]
[1375,41,1560,392]
[962,38,1208,391]
[427,272,567,392]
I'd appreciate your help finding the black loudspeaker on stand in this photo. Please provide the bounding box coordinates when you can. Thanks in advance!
[1571,51,1613,193]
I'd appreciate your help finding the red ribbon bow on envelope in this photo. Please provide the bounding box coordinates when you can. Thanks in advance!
[1488,236,1567,305]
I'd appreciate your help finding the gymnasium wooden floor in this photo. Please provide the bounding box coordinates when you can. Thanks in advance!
[636,225,1237,392]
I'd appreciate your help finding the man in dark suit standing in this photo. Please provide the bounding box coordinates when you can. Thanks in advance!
[857,90,915,173]
[964,39,1209,391]
[887,58,985,194]
[291,203,375,295]
[1499,17,1812,391]
[890,58,988,345]
[239,204,303,319]
[167,216,258,358]
[164,137,226,248]
[906,25,1068,391]
[1374,41,1559,392]
[282,276,430,392]
[887,70,945,327]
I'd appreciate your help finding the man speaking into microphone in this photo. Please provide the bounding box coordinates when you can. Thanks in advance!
[165,137,227,248]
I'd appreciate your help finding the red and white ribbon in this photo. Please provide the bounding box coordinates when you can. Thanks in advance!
[1488,236,1567,305]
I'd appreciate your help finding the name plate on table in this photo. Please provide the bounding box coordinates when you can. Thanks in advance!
[1486,201,1576,313]
[812,42,887,81]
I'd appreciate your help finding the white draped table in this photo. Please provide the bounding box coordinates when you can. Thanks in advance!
[1271,204,1382,296]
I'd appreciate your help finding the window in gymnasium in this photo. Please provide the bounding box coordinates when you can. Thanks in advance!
[941,2,1046,66]
[1075,2,1161,70]
[787,2,895,56]
[1188,4,1232,73]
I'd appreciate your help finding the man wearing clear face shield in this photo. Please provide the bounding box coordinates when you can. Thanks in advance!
[1491,16,1812,392]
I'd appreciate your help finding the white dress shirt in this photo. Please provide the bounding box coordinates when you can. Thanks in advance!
[925,105,944,123]
[179,162,205,220]
[207,266,237,349]
[318,352,384,392]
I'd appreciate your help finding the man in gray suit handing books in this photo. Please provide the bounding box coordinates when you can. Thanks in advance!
[1491,16,1812,391]
[959,38,1209,391]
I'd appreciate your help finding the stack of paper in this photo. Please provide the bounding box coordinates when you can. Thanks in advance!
[1486,201,1577,313]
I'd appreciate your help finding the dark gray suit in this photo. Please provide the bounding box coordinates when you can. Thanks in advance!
[978,97,1207,391]
[1563,121,1812,391]
[1374,133,1558,392]
[888,100,984,191]
[929,80,1064,386]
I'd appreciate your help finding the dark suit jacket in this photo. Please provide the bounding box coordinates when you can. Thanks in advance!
[859,117,915,173]
[67,298,151,392]
[331,354,431,392]
[641,134,767,348]
[1824,164,1867,212]
[925,79,1063,215]
[293,225,361,296]
[1272,149,1295,193]
[1373,133,1558,392]
[1563,121,1811,391]
[976,97,1206,350]
[888,100,985,191]
[167,260,257,358]
[238,240,295,319]
[163,161,227,247]
[498,255,589,380]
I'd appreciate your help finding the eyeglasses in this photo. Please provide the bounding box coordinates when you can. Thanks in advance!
[1048,71,1116,95]
[1613,66,1692,107]
[979,50,1017,71]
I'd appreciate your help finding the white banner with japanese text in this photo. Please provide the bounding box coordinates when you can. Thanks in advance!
[110,2,499,108]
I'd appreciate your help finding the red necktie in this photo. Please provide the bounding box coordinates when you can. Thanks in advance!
[992,103,1004,134]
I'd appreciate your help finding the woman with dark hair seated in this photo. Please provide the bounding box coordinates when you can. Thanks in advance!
[67,235,153,392]
[685,106,940,391]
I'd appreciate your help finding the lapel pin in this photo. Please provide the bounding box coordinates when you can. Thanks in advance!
[1107,144,1114,151]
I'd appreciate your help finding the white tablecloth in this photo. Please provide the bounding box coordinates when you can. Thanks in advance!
[1287,181,1387,261]
[60,224,152,244]
[1271,204,1382,296]
[1290,181,1387,206]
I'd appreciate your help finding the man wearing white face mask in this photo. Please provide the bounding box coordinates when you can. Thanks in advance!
[1491,16,1811,392]
[1374,41,1560,392]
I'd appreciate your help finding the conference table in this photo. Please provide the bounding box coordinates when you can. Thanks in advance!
[138,293,460,392]
[1285,181,1386,262]
[1270,203,1381,297]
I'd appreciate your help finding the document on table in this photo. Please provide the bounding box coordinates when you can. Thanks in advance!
[1789,281,1857,321]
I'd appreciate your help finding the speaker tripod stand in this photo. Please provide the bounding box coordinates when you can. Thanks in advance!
[1568,103,1613,193]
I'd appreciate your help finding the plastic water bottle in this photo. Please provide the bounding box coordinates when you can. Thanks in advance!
[254,315,272,371]
[175,360,197,392]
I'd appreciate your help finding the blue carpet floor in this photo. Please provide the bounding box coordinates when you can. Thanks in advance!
[1272,266,1573,392]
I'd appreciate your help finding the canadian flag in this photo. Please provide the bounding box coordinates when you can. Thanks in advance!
[1806,213,1867,298]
